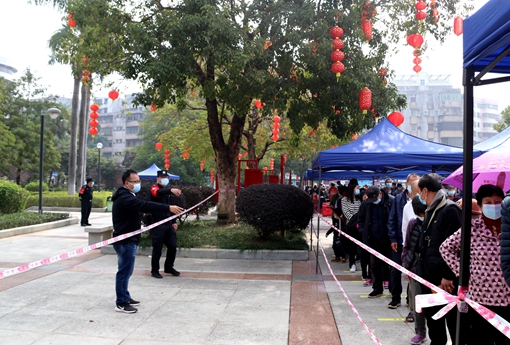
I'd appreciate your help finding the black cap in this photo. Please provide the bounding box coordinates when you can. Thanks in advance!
[157,170,169,177]
[86,178,93,183]
[366,186,380,203]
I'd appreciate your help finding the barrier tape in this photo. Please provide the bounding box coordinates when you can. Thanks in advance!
[219,189,237,193]
[310,221,382,345]
[317,213,510,339]
[0,191,219,280]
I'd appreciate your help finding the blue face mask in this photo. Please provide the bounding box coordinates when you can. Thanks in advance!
[132,183,141,193]
[418,194,427,205]
[160,178,169,186]
[417,216,424,221]
[386,183,392,188]
[447,190,456,197]
[373,198,381,205]
[442,189,448,195]
[407,186,412,193]
[355,189,360,195]
[482,204,501,220]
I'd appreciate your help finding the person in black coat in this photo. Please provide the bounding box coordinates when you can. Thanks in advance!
[79,178,94,226]
[357,186,394,298]
[111,169,184,314]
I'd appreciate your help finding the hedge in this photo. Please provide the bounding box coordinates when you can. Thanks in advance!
[25,191,113,208]
[0,179,29,214]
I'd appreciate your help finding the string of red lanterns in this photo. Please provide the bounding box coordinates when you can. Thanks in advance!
[430,1,439,23]
[272,114,280,141]
[89,104,99,138]
[361,2,376,42]
[407,33,424,73]
[330,26,345,80]
[415,0,427,21]
[164,149,170,170]
[210,170,215,183]
[269,158,274,171]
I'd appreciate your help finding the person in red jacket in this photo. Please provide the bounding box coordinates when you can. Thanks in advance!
[150,170,182,279]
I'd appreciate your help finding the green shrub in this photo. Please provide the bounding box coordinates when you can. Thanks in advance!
[25,181,49,192]
[0,212,69,230]
[0,179,29,214]
[25,191,112,208]
[236,184,313,239]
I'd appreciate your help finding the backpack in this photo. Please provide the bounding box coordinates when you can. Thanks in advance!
[78,185,86,197]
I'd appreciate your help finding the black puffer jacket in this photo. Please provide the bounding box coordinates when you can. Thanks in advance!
[111,187,169,244]
[403,218,422,272]
[500,196,510,287]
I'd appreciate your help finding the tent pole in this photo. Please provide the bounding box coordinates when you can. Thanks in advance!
[455,66,475,345]
[316,167,322,274]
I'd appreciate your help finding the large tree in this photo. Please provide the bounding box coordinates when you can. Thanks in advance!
[41,0,468,221]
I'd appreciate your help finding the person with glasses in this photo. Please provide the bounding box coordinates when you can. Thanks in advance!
[111,169,184,314]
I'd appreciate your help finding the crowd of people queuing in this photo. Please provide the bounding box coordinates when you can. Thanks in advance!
[307,173,510,345]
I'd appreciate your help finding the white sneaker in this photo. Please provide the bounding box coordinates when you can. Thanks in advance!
[350,264,356,273]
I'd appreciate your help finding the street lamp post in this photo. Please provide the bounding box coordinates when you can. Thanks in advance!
[39,108,61,214]
[96,142,103,192]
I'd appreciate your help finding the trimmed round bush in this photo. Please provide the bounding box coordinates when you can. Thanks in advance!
[0,179,29,214]
[25,181,49,192]
[236,184,313,238]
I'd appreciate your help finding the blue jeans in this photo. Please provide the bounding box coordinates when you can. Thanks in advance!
[113,243,138,304]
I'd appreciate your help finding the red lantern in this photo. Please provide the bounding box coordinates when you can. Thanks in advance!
[413,57,422,65]
[273,122,280,129]
[108,90,119,101]
[330,26,344,39]
[254,100,263,109]
[361,21,373,41]
[330,51,345,62]
[270,158,274,170]
[359,87,372,114]
[408,33,424,49]
[415,0,426,11]
[155,142,163,151]
[378,67,388,77]
[89,111,98,120]
[263,167,268,173]
[273,115,280,123]
[362,1,377,20]
[89,127,98,136]
[210,170,215,182]
[331,62,345,78]
[413,65,422,73]
[388,111,405,127]
[164,149,170,155]
[200,159,205,170]
[150,104,157,112]
[454,17,463,36]
[332,39,344,50]
[243,152,248,157]
[164,158,170,164]
[415,11,426,21]
[238,153,242,160]
[272,134,279,141]
[272,129,280,135]
[89,119,99,127]
[67,13,76,28]
[165,164,170,169]
[90,104,99,111]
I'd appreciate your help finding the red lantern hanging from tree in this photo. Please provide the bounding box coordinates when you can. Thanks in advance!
[362,1,377,20]
[330,26,345,80]
[200,158,205,170]
[90,104,99,112]
[254,100,264,109]
[359,87,372,114]
[407,33,424,49]
[164,149,170,169]
[210,170,215,182]
[89,127,98,137]
[155,142,163,151]
[361,20,372,42]
[454,17,463,36]
[108,90,119,101]
[270,158,274,171]
[89,119,99,128]
[150,104,157,112]
[67,13,76,28]
[415,0,427,21]
[272,115,281,141]
[388,111,405,127]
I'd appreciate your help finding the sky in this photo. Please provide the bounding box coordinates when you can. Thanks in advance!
[1,0,508,110]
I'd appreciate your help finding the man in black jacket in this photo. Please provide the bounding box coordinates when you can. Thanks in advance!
[150,170,182,278]
[79,178,94,226]
[112,169,183,314]
[357,186,394,298]
[416,173,461,345]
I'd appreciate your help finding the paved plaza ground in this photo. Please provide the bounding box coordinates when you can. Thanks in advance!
[0,211,445,345]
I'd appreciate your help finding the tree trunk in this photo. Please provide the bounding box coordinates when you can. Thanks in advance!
[76,83,88,189]
[83,91,91,179]
[67,77,80,195]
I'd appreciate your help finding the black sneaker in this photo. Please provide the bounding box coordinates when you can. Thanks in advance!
[128,299,140,306]
[387,300,401,309]
[368,290,384,298]
[164,268,180,276]
[151,271,163,279]
[85,223,92,226]
[115,302,137,313]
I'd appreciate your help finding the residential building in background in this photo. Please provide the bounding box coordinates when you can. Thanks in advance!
[394,73,500,147]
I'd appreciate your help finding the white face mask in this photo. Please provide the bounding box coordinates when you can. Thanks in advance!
[91,182,94,187]
[482,204,502,220]
[417,216,424,221]
[160,178,169,186]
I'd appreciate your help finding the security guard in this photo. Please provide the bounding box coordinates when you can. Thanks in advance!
[150,170,182,278]
[79,178,94,226]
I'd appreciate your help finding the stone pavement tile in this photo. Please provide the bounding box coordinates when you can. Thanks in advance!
[228,289,290,307]
[179,278,241,291]
[169,288,235,303]
[236,279,290,291]
[153,300,228,321]
[0,308,77,333]
[127,319,216,343]
[207,321,288,345]
[32,334,122,345]
[0,269,55,293]
[0,329,45,345]
[220,303,289,323]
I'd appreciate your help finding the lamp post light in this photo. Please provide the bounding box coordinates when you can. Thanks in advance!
[96,142,103,192]
[39,108,61,214]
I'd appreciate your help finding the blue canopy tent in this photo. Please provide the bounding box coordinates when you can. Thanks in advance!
[137,163,180,180]
[311,118,480,174]
[455,1,510,343]
[474,125,510,152]
[303,168,451,182]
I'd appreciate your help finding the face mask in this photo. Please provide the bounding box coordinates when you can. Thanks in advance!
[447,190,456,197]
[91,182,94,187]
[417,216,424,221]
[442,189,448,194]
[160,178,169,186]
[386,183,392,188]
[373,198,381,205]
[132,183,141,193]
[407,186,412,193]
[355,189,360,195]
[418,194,427,205]
[482,204,502,220]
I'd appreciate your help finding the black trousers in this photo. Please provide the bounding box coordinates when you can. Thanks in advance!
[421,284,457,345]
[467,305,510,345]
[80,200,91,225]
[150,223,177,273]
[369,238,390,292]
[332,217,346,259]
[389,244,403,302]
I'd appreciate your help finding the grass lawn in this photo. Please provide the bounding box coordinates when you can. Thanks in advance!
[0,212,69,230]
[139,220,309,251]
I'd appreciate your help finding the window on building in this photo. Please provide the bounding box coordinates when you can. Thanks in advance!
[410,94,416,102]
[126,127,139,134]
[428,124,434,131]
[420,80,425,86]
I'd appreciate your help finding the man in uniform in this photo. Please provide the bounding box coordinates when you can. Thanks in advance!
[150,170,182,278]
[80,178,94,226]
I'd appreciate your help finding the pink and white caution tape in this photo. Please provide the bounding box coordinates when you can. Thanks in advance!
[318,213,510,339]
[0,191,219,280]
[311,222,382,345]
